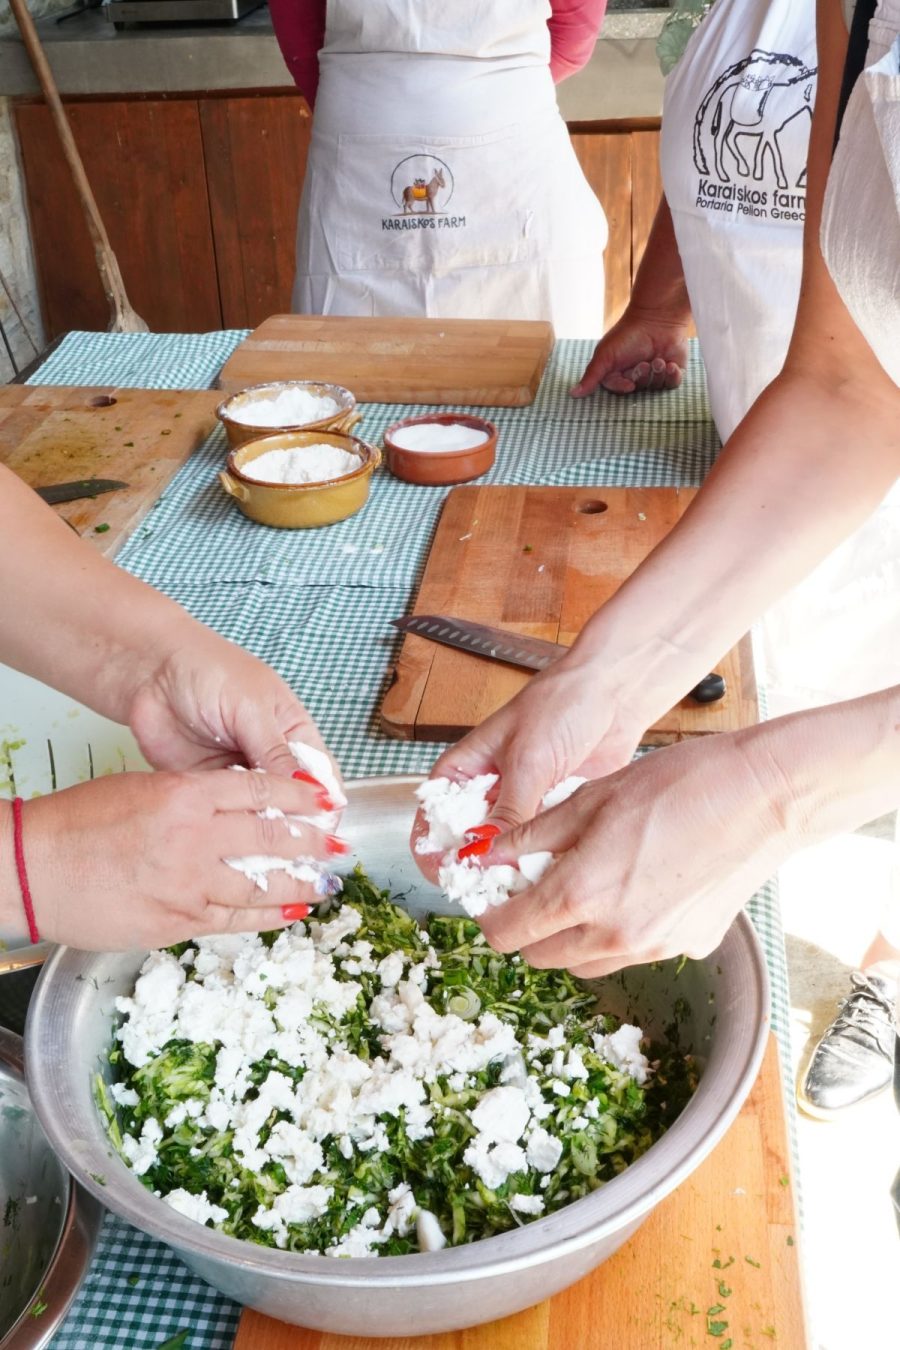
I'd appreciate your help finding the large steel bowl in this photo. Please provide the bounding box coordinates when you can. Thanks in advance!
[25,776,769,1337]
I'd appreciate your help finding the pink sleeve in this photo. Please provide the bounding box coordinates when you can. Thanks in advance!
[548,0,607,83]
[268,0,328,108]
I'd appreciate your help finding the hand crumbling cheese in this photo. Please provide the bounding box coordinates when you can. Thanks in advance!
[416,773,586,918]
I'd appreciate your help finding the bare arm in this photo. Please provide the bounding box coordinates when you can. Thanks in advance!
[572,195,692,397]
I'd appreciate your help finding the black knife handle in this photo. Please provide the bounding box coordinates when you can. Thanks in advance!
[689,673,726,704]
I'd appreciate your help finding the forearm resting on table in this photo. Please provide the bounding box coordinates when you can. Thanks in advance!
[0,463,199,723]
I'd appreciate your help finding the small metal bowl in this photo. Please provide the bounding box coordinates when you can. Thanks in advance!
[0,1027,102,1349]
[219,430,381,529]
[383,414,497,486]
[216,382,360,451]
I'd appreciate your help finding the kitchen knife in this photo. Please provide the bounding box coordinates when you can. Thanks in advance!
[35,478,128,505]
[391,614,726,704]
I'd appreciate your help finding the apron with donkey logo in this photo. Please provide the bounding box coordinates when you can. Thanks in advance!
[661,0,817,442]
[293,0,608,337]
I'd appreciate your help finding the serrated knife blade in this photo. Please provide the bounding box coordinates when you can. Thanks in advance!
[391,615,566,672]
[390,614,727,703]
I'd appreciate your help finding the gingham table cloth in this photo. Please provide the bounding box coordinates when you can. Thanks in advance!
[29,331,790,1350]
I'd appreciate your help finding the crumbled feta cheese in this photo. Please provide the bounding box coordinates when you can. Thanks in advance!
[437,858,529,918]
[470,1086,530,1144]
[377,951,406,987]
[525,1127,563,1174]
[110,1082,139,1108]
[540,777,587,809]
[288,740,347,810]
[253,1184,333,1248]
[414,774,498,854]
[223,853,341,896]
[592,1023,650,1086]
[509,1194,545,1215]
[516,851,555,885]
[165,1189,229,1227]
[464,1136,528,1190]
[416,1208,447,1252]
[120,1117,163,1176]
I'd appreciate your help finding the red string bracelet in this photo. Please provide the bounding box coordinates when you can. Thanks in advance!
[12,797,40,944]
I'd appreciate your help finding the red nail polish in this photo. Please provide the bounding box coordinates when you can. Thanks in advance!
[293,769,324,788]
[325,834,350,855]
[317,792,337,812]
[464,823,501,842]
[457,837,494,861]
[282,904,310,921]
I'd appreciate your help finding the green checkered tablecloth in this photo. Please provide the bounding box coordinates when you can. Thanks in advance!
[30,330,789,1350]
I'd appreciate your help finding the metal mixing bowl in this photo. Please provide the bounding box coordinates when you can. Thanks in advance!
[25,776,769,1337]
[0,1028,103,1349]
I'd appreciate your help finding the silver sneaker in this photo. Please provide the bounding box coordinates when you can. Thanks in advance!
[798,971,897,1118]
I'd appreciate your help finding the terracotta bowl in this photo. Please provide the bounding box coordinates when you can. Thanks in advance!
[216,381,359,451]
[219,430,380,529]
[383,413,497,486]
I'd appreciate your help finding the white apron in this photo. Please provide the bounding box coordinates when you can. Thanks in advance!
[293,0,607,338]
[661,0,818,443]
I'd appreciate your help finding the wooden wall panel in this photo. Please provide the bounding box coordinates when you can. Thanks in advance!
[14,99,221,338]
[570,131,633,330]
[201,94,311,329]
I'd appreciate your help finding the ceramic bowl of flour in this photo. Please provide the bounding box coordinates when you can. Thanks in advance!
[217,381,359,450]
[383,414,497,486]
[220,430,381,529]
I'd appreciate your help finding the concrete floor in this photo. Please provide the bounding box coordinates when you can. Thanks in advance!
[779,814,898,1350]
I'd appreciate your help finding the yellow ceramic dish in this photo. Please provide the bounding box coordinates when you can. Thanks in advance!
[216,381,360,451]
[219,431,381,529]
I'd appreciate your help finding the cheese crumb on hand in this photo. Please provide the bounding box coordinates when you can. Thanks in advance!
[414,773,498,854]
[421,773,567,917]
[224,740,346,896]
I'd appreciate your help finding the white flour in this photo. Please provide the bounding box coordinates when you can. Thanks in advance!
[231,387,341,428]
[390,422,489,453]
[242,445,360,485]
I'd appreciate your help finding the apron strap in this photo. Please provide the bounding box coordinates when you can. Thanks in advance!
[835,0,878,146]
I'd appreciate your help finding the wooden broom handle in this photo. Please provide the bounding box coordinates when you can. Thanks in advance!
[8,0,148,333]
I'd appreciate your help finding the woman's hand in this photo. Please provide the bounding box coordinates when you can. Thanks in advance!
[128,631,336,785]
[572,308,689,397]
[477,728,800,977]
[415,648,651,870]
[1,769,338,951]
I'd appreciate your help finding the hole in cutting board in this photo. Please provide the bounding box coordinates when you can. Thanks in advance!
[576,499,608,515]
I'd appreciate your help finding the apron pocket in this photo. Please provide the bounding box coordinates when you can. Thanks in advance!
[331,125,544,274]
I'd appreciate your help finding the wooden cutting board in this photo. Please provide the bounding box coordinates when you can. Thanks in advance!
[235,1036,807,1350]
[0,385,220,556]
[381,485,758,743]
[216,315,555,406]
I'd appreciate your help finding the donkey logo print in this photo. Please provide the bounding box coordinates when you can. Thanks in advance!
[402,166,446,214]
[693,49,817,190]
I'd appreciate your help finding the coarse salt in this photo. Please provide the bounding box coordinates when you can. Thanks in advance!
[241,444,360,486]
[230,387,341,428]
[389,421,489,454]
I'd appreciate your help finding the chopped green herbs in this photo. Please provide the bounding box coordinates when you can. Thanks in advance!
[104,869,696,1256]
[94,523,111,534]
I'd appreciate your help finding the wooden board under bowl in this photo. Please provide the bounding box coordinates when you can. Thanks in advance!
[216,315,555,407]
[234,1036,807,1350]
[380,485,758,743]
[0,385,220,556]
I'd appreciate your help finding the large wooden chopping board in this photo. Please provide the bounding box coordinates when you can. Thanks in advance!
[381,485,758,743]
[235,1036,807,1350]
[0,385,220,556]
[216,315,554,406]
